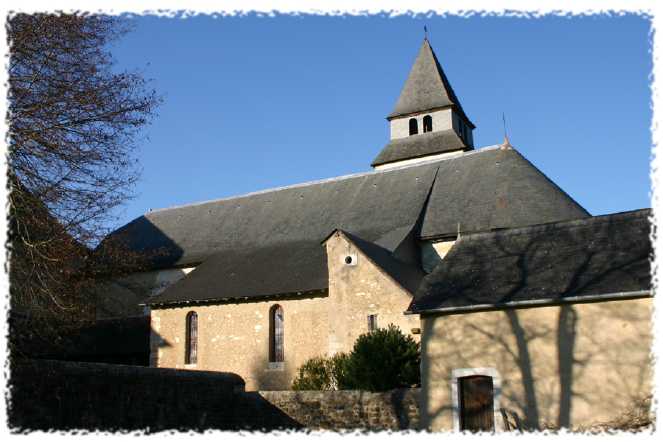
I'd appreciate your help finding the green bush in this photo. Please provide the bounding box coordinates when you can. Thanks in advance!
[291,324,420,392]
[291,353,351,391]
[291,357,331,390]
[329,352,352,389]
[344,324,420,391]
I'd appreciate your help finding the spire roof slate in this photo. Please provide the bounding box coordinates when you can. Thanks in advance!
[388,39,474,127]
[371,128,470,168]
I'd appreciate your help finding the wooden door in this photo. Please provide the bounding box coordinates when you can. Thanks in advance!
[459,375,494,432]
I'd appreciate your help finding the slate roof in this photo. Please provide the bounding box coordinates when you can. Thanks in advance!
[144,241,329,305]
[408,209,652,314]
[419,147,589,239]
[371,128,470,168]
[388,39,474,127]
[105,146,589,307]
[106,162,440,272]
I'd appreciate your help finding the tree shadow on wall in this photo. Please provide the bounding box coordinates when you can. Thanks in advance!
[421,215,652,431]
[389,388,422,430]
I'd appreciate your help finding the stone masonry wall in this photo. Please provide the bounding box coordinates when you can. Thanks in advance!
[8,359,247,432]
[258,389,421,431]
[152,231,419,391]
[8,358,420,432]
[421,297,653,431]
[325,231,420,355]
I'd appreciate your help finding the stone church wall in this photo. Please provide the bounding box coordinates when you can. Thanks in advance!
[325,231,420,353]
[151,294,330,391]
[151,232,420,391]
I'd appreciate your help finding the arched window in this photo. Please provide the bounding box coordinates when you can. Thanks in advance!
[269,305,284,363]
[423,115,433,133]
[408,118,418,136]
[185,311,198,365]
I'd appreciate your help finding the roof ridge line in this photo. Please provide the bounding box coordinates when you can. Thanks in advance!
[456,209,651,243]
[509,148,590,216]
[146,145,502,215]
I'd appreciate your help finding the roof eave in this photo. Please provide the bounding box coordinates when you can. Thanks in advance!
[145,287,329,308]
[405,290,652,315]
[371,147,472,169]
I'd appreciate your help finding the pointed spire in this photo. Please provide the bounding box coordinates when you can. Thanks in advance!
[388,39,474,128]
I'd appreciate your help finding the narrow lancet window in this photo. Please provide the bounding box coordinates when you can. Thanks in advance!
[269,305,284,363]
[409,118,418,136]
[368,314,378,332]
[185,311,198,365]
[423,115,433,133]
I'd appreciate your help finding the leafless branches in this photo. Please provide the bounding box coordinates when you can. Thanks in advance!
[6,13,161,336]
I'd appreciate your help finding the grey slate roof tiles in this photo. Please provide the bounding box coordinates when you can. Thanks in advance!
[370,129,469,168]
[419,147,590,239]
[108,162,440,272]
[144,241,330,306]
[107,146,590,306]
[408,209,652,314]
[388,39,474,127]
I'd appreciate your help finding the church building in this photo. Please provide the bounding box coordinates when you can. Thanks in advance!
[100,37,650,425]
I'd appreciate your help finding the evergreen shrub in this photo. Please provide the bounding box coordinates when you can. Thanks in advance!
[291,324,420,392]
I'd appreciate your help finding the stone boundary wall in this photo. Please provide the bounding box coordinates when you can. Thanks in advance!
[8,359,421,432]
[258,389,421,431]
[8,359,247,432]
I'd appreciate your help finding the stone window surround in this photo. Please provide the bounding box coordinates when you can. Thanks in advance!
[450,367,503,432]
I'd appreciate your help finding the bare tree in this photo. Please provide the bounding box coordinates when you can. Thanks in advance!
[6,13,161,347]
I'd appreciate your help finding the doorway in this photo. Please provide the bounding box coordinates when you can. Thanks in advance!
[458,375,495,432]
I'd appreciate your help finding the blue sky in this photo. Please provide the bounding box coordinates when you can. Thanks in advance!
[109,14,652,232]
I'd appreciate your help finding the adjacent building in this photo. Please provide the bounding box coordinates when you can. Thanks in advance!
[408,209,652,431]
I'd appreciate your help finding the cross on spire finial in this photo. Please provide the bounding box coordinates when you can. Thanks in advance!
[424,25,428,41]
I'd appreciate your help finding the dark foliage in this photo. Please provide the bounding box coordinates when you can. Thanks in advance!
[291,357,331,391]
[292,325,420,392]
[344,325,420,392]
[292,353,351,391]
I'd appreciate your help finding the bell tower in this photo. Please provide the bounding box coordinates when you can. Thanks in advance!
[371,38,475,169]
